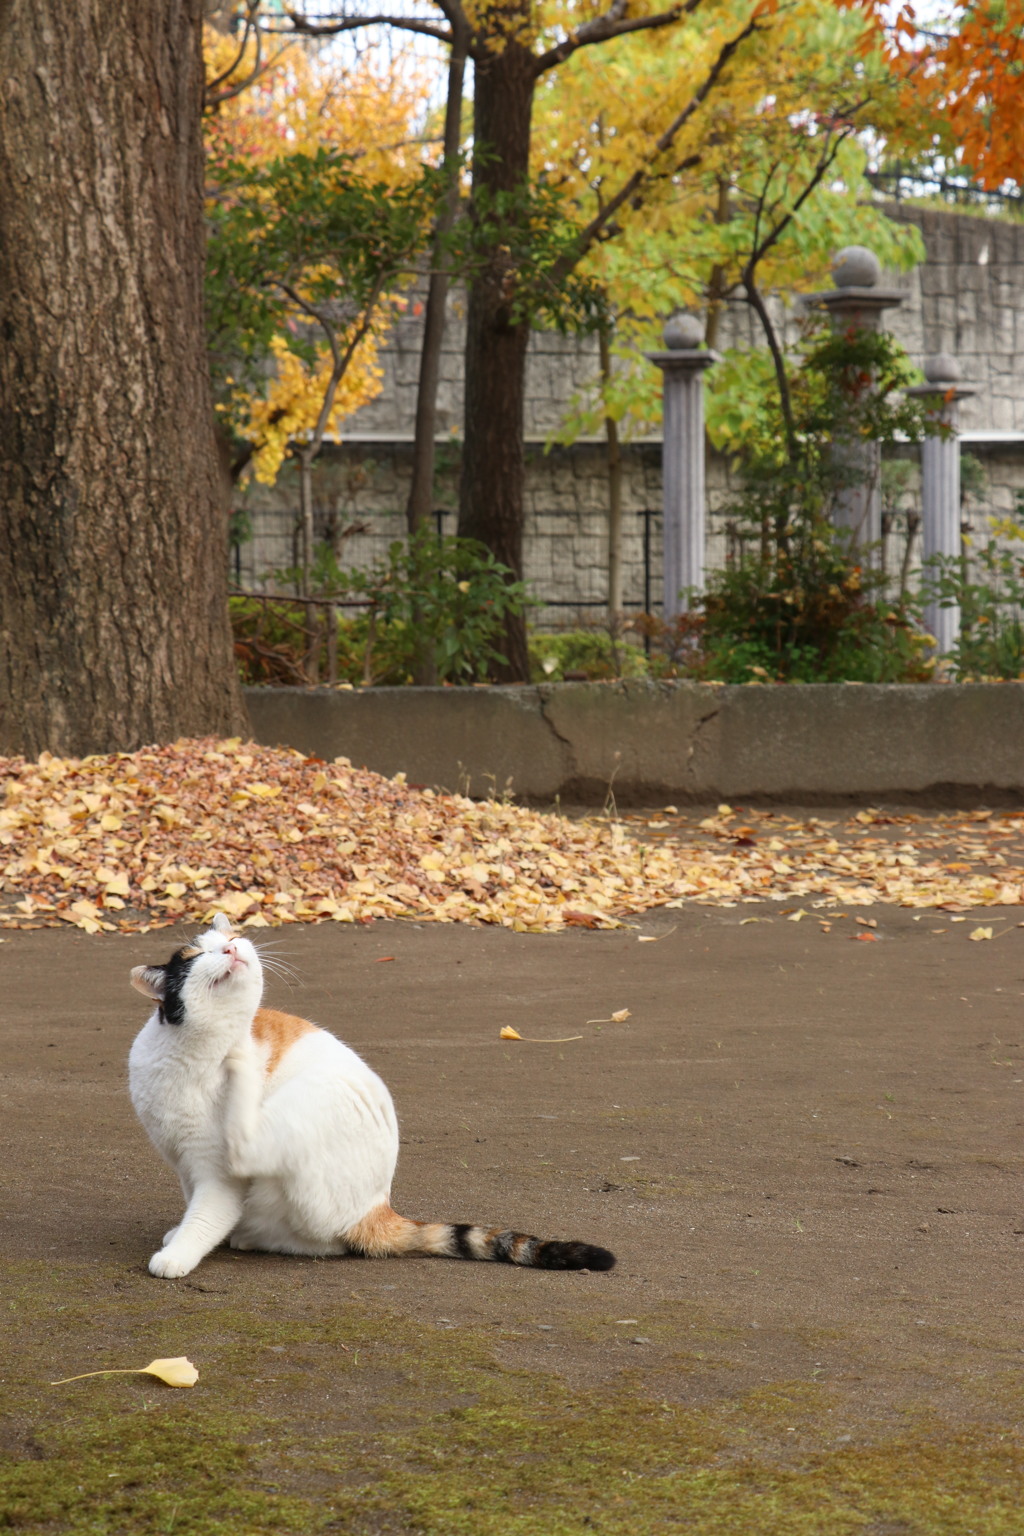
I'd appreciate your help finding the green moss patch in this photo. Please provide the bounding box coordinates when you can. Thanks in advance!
[2,1261,1022,1535]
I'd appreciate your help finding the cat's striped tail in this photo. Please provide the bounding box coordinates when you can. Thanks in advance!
[344,1203,615,1271]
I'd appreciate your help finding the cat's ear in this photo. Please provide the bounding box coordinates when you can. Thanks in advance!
[131,965,166,1001]
[211,913,233,936]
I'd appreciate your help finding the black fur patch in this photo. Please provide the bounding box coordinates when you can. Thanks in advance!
[450,1224,478,1260]
[491,1230,519,1263]
[158,946,201,1026]
[534,1240,616,1272]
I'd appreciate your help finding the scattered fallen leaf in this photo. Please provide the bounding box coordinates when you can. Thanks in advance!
[855,917,878,928]
[585,1009,632,1024]
[499,1026,583,1044]
[969,927,994,941]
[786,908,809,922]
[853,932,880,942]
[51,1356,199,1388]
[375,956,396,963]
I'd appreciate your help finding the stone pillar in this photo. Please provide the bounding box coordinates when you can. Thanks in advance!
[907,353,976,656]
[812,246,907,558]
[646,314,718,621]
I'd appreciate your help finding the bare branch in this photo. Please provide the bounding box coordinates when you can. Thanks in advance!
[206,2,262,96]
[205,4,272,111]
[285,9,453,43]
[533,0,697,76]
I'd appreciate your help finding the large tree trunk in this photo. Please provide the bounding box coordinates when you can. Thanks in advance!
[456,30,535,682]
[0,0,247,758]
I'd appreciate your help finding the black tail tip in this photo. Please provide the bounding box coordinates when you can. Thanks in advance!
[584,1245,616,1272]
[537,1240,617,1272]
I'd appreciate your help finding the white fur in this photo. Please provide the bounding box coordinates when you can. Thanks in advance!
[128,921,399,1278]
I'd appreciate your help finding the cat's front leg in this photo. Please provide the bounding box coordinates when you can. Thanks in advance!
[223,1042,264,1179]
[148,1179,244,1279]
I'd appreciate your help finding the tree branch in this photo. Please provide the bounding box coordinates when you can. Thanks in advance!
[205,4,281,111]
[284,9,453,43]
[547,14,762,282]
[533,0,697,76]
[206,2,262,97]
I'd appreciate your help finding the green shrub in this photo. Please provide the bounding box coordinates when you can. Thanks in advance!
[921,501,1024,679]
[528,628,649,682]
[234,529,533,686]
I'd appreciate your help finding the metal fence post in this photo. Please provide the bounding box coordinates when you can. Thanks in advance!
[646,315,718,623]
[907,353,976,656]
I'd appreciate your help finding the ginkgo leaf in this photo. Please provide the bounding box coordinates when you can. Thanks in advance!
[968,927,994,941]
[51,1356,198,1388]
[499,1026,583,1043]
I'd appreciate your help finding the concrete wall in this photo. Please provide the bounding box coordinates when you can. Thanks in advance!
[232,203,1024,623]
[245,681,1024,807]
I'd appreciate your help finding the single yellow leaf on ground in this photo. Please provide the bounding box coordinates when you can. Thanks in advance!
[51,1356,198,1388]
[499,1026,583,1043]
[969,927,994,941]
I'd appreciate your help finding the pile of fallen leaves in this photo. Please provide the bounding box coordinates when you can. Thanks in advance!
[0,739,1020,935]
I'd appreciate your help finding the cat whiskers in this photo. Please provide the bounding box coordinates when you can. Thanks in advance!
[251,941,304,989]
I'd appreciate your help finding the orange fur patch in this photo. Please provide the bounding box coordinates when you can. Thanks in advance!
[343,1204,451,1258]
[251,1007,318,1075]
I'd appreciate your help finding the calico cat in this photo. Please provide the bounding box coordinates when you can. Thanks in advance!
[128,914,615,1279]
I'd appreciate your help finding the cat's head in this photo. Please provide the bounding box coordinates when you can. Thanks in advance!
[130,913,263,1026]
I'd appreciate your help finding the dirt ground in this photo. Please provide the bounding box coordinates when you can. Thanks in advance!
[4,876,1024,1532]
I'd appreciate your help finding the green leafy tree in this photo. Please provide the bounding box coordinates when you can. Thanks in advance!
[207,148,438,677]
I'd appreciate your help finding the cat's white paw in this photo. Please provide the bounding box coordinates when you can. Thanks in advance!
[162,1225,180,1247]
[148,1247,197,1279]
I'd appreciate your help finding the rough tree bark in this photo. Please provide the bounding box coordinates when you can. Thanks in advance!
[456,23,536,682]
[0,0,247,757]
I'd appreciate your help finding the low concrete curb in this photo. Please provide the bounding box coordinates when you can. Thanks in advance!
[244,681,1024,806]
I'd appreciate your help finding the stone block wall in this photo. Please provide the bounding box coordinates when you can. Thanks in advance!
[232,203,1024,627]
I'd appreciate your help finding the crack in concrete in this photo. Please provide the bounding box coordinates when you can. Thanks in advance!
[684,706,721,781]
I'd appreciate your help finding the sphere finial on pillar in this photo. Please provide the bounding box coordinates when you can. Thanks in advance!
[831,246,882,289]
[923,353,963,385]
[663,312,705,350]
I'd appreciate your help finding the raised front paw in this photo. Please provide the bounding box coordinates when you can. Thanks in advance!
[148,1246,197,1279]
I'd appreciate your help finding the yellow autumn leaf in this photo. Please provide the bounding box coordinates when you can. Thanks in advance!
[499,1026,583,1043]
[104,874,130,897]
[100,813,123,831]
[584,1009,632,1024]
[51,1356,199,1388]
[968,927,994,941]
